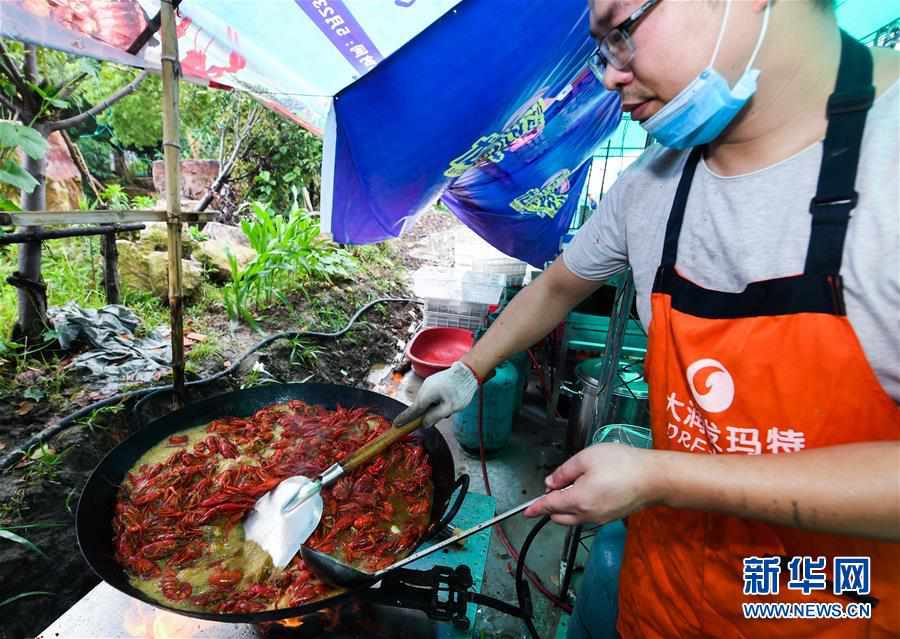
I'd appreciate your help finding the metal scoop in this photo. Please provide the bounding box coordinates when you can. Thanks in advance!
[300,495,544,588]
[244,415,426,569]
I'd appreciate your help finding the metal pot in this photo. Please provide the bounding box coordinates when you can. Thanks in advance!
[562,359,649,453]
[76,383,467,624]
[607,365,650,429]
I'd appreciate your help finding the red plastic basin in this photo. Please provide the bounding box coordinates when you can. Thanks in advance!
[407,327,474,378]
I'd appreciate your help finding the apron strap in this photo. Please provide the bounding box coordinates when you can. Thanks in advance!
[660,146,703,268]
[803,31,875,275]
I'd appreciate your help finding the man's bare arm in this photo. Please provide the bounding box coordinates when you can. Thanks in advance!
[656,441,900,540]
[461,257,603,378]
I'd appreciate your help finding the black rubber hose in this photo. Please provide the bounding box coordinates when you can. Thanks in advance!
[516,515,552,639]
[0,296,420,472]
[468,592,534,624]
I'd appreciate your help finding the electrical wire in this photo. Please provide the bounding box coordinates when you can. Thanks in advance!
[527,348,551,405]
[476,385,574,615]
[0,296,420,472]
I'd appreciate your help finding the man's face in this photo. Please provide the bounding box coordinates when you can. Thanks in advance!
[589,0,754,123]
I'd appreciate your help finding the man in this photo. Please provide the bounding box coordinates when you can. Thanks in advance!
[397,0,899,636]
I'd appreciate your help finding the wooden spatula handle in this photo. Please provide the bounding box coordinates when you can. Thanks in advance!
[340,416,426,473]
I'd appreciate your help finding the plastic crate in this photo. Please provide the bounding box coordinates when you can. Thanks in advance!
[413,267,506,305]
[425,299,488,315]
[424,311,485,331]
[454,229,527,286]
[423,299,489,330]
[565,312,648,357]
[471,257,527,287]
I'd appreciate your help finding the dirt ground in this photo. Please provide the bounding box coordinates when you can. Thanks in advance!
[0,208,463,639]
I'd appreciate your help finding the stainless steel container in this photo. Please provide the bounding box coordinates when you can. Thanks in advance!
[607,365,650,429]
[563,358,606,453]
[564,359,649,453]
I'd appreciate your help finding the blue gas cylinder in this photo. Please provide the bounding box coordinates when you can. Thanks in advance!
[453,360,517,454]
[567,520,626,639]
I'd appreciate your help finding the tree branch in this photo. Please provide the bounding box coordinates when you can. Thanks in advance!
[0,91,21,116]
[56,72,88,100]
[48,69,148,132]
[195,102,260,212]
[60,129,104,201]
[0,41,26,91]
[0,40,35,114]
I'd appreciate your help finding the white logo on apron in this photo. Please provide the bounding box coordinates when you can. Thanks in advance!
[686,358,735,413]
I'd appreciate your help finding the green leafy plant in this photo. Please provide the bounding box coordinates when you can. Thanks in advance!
[222,197,357,327]
[0,591,55,609]
[188,226,209,243]
[0,121,49,206]
[0,523,62,608]
[76,403,124,434]
[99,183,131,210]
[131,194,157,209]
[239,361,279,389]
[65,486,79,515]
[0,522,64,557]
[127,157,150,177]
[185,331,222,374]
[222,249,263,329]
[237,110,323,211]
[288,337,320,369]
[23,444,67,482]
[0,527,47,560]
[0,337,23,358]
[74,136,116,181]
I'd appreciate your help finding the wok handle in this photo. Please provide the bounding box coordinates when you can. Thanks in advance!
[340,415,426,473]
[424,474,469,541]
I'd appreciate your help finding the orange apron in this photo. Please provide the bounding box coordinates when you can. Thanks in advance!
[617,32,900,638]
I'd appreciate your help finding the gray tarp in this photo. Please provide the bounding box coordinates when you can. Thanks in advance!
[49,303,171,392]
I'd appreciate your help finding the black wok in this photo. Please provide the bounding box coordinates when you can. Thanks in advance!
[76,383,467,623]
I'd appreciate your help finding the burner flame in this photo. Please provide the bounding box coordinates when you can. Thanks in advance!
[123,603,214,639]
[277,617,304,628]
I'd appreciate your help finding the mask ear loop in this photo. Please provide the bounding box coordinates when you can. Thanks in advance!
[744,0,772,73]
[708,0,733,67]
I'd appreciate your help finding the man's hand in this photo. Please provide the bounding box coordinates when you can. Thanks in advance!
[525,441,900,542]
[394,361,479,428]
[524,443,661,525]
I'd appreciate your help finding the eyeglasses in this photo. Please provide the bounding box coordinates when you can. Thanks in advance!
[589,0,661,80]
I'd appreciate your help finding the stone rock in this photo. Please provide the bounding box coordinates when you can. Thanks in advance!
[116,239,153,293]
[146,252,203,300]
[194,238,256,281]
[152,159,220,199]
[1,174,81,210]
[116,239,202,300]
[146,198,203,211]
[201,221,251,247]
[45,177,82,210]
[138,222,197,257]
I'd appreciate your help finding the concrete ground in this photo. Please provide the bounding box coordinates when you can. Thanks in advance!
[372,366,581,638]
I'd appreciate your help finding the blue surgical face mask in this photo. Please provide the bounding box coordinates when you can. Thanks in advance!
[642,0,771,149]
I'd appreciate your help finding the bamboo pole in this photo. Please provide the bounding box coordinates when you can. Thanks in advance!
[160,0,185,406]
[0,223,145,245]
[0,210,214,226]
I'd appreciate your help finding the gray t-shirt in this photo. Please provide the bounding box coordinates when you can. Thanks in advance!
[563,80,900,403]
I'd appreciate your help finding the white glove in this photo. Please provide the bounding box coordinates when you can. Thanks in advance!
[395,361,479,427]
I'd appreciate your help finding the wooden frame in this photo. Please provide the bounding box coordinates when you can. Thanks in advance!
[0,223,145,244]
[2,0,192,404]
[0,210,213,226]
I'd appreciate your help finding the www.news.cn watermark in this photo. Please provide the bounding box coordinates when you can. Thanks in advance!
[742,555,872,620]
[743,601,872,620]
